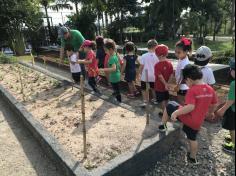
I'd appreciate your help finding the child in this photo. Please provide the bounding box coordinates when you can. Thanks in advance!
[195,46,216,85]
[77,40,100,94]
[100,39,122,102]
[175,37,192,105]
[65,44,81,83]
[96,36,106,68]
[158,64,218,164]
[121,42,139,98]
[154,44,174,114]
[217,59,235,154]
[138,39,159,107]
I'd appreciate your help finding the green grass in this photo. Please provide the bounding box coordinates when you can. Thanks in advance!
[136,39,234,53]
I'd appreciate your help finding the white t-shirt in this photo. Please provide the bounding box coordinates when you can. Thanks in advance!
[139,52,159,82]
[201,66,216,85]
[69,53,81,73]
[175,56,190,90]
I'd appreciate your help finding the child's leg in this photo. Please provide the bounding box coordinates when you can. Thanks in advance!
[230,130,235,145]
[189,140,198,159]
[141,82,148,103]
[128,82,135,95]
[132,81,138,92]
[161,100,168,112]
[88,77,99,92]
[161,108,170,124]
[111,82,122,102]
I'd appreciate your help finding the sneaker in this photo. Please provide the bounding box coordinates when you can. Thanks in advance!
[158,112,163,117]
[158,124,167,132]
[187,153,199,165]
[151,99,158,105]
[140,102,147,107]
[134,91,141,96]
[223,142,235,154]
[224,135,232,143]
[127,94,136,99]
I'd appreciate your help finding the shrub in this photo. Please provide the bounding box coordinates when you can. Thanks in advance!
[0,53,18,64]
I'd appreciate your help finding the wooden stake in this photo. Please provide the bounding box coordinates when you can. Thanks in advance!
[80,75,87,159]
[18,67,25,101]
[145,69,150,125]
[31,52,35,66]
[43,56,47,69]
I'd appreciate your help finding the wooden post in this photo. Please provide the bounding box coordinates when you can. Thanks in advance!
[80,75,87,158]
[43,56,47,69]
[145,69,150,125]
[31,52,35,66]
[18,67,25,101]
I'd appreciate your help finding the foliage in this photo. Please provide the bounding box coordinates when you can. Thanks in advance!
[67,6,97,40]
[0,53,18,64]
[0,0,43,55]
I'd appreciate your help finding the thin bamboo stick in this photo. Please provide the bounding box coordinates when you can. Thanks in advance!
[80,75,87,159]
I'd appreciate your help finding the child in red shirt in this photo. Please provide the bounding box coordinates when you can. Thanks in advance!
[158,64,218,164]
[77,40,100,94]
[154,45,174,113]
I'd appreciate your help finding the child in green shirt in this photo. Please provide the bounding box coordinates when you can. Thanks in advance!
[99,39,122,102]
[217,58,235,154]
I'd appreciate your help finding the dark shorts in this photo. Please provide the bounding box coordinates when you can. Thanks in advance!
[141,81,155,91]
[166,101,199,141]
[222,108,235,131]
[125,71,136,83]
[72,72,81,83]
[156,91,170,103]
[177,89,188,96]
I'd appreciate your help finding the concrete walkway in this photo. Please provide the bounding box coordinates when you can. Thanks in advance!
[0,99,63,176]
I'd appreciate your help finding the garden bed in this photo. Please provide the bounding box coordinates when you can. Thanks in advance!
[0,64,162,170]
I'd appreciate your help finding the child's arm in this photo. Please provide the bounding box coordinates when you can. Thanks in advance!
[158,75,169,90]
[137,64,144,80]
[171,104,195,121]
[77,59,92,64]
[216,100,235,117]
[100,64,116,73]
[121,59,127,75]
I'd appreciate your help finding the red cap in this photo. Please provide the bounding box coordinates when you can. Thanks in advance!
[81,40,92,48]
[155,44,169,57]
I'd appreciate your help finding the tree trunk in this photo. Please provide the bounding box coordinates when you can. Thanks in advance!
[119,11,124,44]
[105,11,109,27]
[224,18,227,35]
[75,2,79,15]
[213,20,217,42]
[44,5,53,42]
[97,14,101,35]
[12,31,25,56]
[231,0,235,34]
[102,12,105,29]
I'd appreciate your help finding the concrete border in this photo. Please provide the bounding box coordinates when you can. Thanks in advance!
[0,64,182,176]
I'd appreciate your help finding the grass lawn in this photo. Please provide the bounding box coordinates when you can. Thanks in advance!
[136,39,234,52]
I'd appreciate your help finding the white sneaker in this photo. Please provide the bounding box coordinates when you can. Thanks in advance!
[140,102,147,107]
[151,99,158,105]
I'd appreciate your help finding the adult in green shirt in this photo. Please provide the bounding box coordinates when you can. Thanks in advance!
[217,58,235,153]
[100,39,122,102]
[58,26,85,62]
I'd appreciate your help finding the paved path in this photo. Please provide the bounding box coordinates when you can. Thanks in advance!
[0,99,63,176]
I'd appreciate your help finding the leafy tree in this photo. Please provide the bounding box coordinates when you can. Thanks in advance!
[0,0,43,55]
[67,6,97,40]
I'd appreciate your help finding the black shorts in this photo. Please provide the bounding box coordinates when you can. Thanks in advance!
[166,101,199,141]
[177,89,188,96]
[156,91,170,103]
[72,72,81,83]
[222,108,235,131]
[141,81,155,91]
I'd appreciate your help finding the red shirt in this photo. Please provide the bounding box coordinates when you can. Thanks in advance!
[179,84,218,130]
[154,60,174,92]
[86,50,99,77]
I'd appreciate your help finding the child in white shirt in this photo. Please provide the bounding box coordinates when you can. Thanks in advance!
[138,39,159,107]
[175,37,192,105]
[65,44,81,83]
[194,46,216,86]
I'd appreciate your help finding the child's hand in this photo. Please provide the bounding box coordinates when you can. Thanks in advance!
[171,111,178,122]
[174,85,180,92]
[216,109,225,117]
[165,84,170,91]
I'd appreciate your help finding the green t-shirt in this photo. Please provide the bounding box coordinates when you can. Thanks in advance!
[108,55,121,83]
[61,30,85,51]
[228,81,235,112]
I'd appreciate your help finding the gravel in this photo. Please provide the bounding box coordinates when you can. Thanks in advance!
[144,122,235,176]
